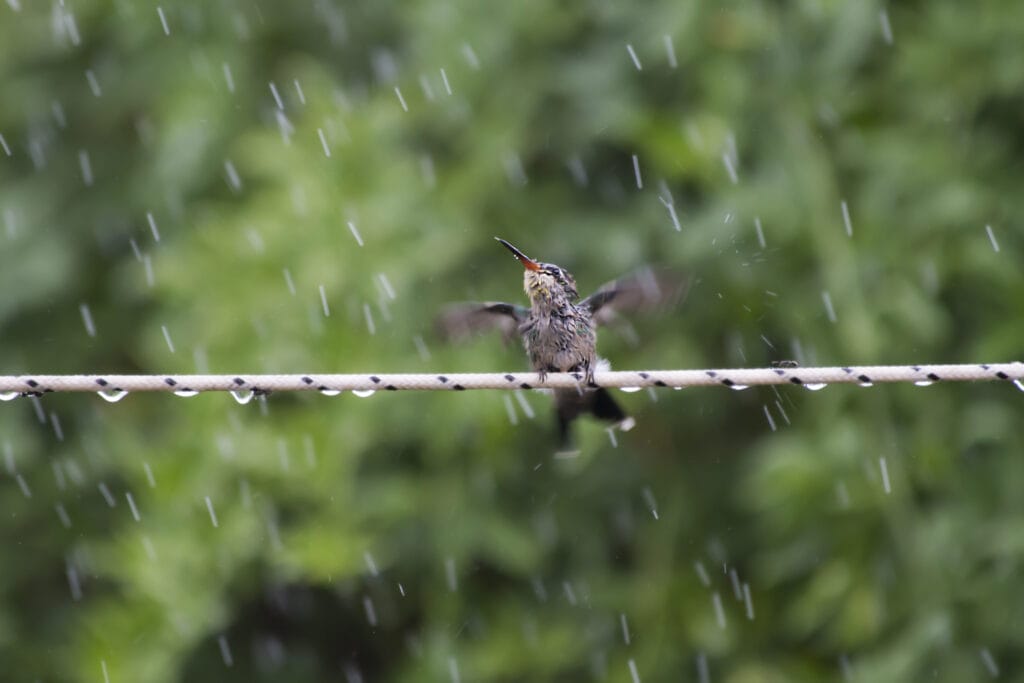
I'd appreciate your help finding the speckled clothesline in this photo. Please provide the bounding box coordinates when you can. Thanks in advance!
[0,363,1022,399]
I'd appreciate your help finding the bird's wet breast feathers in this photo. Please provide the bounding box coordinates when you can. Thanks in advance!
[521,306,596,372]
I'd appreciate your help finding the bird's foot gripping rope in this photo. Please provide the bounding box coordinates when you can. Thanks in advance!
[0,363,1022,398]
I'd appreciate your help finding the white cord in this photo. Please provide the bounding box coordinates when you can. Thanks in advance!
[0,362,1021,398]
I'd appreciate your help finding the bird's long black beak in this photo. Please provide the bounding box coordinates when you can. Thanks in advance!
[495,237,541,271]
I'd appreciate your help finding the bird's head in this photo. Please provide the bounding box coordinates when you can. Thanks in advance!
[496,237,579,303]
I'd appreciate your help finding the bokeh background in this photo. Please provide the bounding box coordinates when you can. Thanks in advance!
[2,1,1024,681]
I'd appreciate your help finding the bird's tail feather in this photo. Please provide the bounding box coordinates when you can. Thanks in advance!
[591,388,627,423]
[556,388,629,448]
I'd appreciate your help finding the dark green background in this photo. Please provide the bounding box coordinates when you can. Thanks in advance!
[2,1,1023,681]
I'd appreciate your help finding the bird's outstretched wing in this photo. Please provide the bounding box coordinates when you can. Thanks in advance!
[581,268,688,326]
[435,302,527,344]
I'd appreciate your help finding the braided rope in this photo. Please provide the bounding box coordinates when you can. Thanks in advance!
[0,363,1021,399]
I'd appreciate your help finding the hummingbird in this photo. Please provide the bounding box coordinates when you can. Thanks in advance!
[438,237,684,447]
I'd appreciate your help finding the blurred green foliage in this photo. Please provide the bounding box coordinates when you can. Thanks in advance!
[2,0,1024,681]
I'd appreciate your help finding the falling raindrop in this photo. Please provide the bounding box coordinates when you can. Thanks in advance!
[282,268,297,296]
[774,399,791,424]
[879,9,894,44]
[205,495,219,527]
[627,658,641,683]
[218,635,233,667]
[224,159,242,192]
[562,581,578,606]
[980,648,1000,678]
[78,150,93,186]
[879,457,891,494]
[85,69,102,96]
[503,152,528,186]
[156,6,170,34]
[821,290,837,323]
[97,389,129,403]
[161,325,175,353]
[461,42,480,69]
[143,255,155,287]
[394,86,408,111]
[141,536,157,561]
[1013,379,1024,392]
[147,211,161,242]
[97,482,116,507]
[363,303,375,334]
[50,412,64,441]
[712,592,727,629]
[269,81,284,109]
[445,557,458,591]
[625,43,643,70]
[222,62,235,92]
[364,551,379,576]
[79,303,96,337]
[503,395,519,425]
[55,503,72,528]
[836,480,850,508]
[67,564,82,601]
[567,156,588,186]
[319,285,330,317]
[693,561,711,587]
[125,492,141,521]
[31,396,45,423]
[726,568,741,600]
[418,74,435,100]
[363,596,378,627]
[631,154,643,189]
[660,197,681,231]
[696,653,710,683]
[663,34,677,67]
[15,474,32,498]
[377,273,396,300]
[317,128,331,157]
[722,153,738,184]
[514,390,534,418]
[985,224,1000,253]
[346,220,364,247]
[841,200,853,236]
[52,462,65,490]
